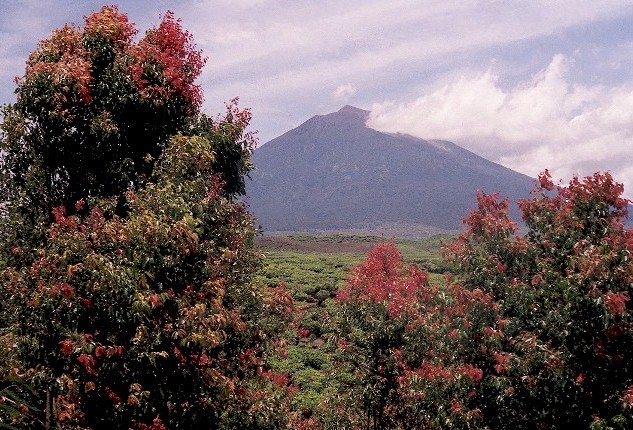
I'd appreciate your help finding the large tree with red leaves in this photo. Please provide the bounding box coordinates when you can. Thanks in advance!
[444,171,633,429]
[0,6,207,252]
[2,132,296,429]
[329,172,633,429]
[0,7,292,429]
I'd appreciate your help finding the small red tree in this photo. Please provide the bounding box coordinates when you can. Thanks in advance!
[330,243,493,429]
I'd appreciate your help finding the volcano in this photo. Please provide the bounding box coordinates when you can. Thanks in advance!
[245,105,534,238]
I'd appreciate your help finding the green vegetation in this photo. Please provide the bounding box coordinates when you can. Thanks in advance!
[254,236,374,414]
[252,172,633,429]
[253,233,453,418]
[256,247,359,303]
[256,234,451,295]
[0,7,291,429]
[255,234,450,341]
[1,5,632,429]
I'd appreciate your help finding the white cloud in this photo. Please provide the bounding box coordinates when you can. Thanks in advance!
[179,0,633,140]
[332,84,357,102]
[368,54,633,198]
[3,1,633,147]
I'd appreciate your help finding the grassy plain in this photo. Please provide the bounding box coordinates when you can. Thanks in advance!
[254,233,456,411]
[255,234,454,300]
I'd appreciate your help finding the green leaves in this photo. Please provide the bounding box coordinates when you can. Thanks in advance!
[447,171,633,429]
[326,172,633,429]
[0,129,288,428]
[0,376,40,429]
[0,8,283,423]
[1,6,208,255]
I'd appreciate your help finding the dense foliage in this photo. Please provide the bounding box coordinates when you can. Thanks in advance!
[445,171,633,429]
[0,6,209,253]
[2,5,632,430]
[2,133,296,428]
[0,7,289,429]
[328,242,492,429]
[328,172,633,429]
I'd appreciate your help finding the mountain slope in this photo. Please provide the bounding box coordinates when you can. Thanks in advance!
[245,105,534,235]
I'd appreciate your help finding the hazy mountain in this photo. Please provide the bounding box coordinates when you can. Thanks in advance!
[245,105,535,237]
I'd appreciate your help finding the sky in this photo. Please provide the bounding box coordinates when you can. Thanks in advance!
[2,1,633,197]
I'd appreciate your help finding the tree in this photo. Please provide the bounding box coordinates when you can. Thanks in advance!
[2,126,296,430]
[445,171,633,429]
[329,171,633,429]
[329,243,492,429]
[0,6,205,254]
[186,104,256,199]
[0,7,293,429]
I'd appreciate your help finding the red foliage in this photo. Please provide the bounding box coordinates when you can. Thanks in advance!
[333,241,493,428]
[22,6,204,116]
[297,327,311,338]
[445,170,633,428]
[77,354,96,375]
[130,11,205,110]
[2,6,278,429]
[264,283,295,318]
[460,364,484,383]
[604,291,629,316]
[333,172,633,428]
[622,385,633,407]
[83,5,136,47]
[23,24,93,105]
[104,386,121,404]
[465,192,517,238]
[492,352,510,375]
[218,97,258,152]
[132,416,168,430]
[59,339,75,356]
[337,242,430,318]
[56,395,82,423]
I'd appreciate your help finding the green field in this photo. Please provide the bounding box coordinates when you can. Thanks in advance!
[253,233,456,411]
[255,233,454,299]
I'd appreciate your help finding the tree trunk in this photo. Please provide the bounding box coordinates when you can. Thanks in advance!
[45,386,53,430]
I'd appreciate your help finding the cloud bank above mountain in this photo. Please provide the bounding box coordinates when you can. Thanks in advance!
[368,55,633,198]
[2,1,633,195]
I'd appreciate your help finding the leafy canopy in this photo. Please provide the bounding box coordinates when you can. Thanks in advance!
[328,171,633,429]
[0,6,207,251]
[0,6,294,429]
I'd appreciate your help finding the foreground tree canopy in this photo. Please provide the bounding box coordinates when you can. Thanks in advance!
[329,171,633,429]
[0,6,291,429]
[0,5,253,254]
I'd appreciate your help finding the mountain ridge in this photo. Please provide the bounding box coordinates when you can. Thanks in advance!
[245,106,535,238]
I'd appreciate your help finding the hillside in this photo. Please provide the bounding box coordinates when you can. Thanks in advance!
[245,105,534,237]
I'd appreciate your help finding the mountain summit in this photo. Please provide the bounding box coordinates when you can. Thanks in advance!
[245,106,534,237]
